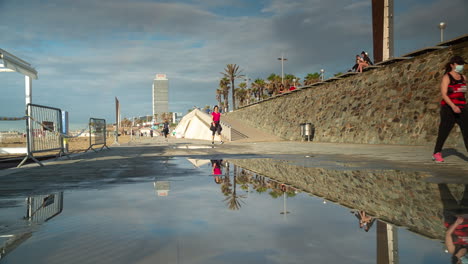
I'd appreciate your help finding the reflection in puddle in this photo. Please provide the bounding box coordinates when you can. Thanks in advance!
[154,181,170,197]
[176,145,212,149]
[1,192,63,260]
[26,193,64,223]
[0,157,463,263]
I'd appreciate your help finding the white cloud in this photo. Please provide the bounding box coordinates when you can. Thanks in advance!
[0,0,466,125]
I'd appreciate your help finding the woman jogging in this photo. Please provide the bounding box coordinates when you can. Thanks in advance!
[211,105,223,145]
[433,56,468,162]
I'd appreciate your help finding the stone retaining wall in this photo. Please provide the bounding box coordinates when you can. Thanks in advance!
[228,40,468,146]
[231,158,465,240]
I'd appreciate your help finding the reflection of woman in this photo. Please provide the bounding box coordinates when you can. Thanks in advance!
[433,56,467,163]
[439,184,468,263]
[354,211,376,232]
[211,160,223,183]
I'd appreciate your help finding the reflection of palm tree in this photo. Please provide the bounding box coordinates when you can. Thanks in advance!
[269,190,282,198]
[224,174,246,210]
[221,175,232,196]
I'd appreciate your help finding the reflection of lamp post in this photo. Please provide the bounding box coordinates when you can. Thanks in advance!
[280,192,290,216]
[439,22,446,42]
[277,54,288,85]
[320,69,325,81]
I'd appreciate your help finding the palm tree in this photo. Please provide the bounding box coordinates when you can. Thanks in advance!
[284,74,300,89]
[215,88,223,108]
[219,77,230,112]
[252,78,266,100]
[304,72,321,86]
[221,64,244,111]
[266,73,281,95]
[235,82,248,107]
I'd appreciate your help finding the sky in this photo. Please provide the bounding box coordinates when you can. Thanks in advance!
[1,0,467,129]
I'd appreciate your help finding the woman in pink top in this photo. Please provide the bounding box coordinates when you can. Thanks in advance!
[211,105,223,144]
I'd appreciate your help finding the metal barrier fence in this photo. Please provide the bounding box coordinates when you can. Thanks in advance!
[86,118,109,152]
[18,104,66,167]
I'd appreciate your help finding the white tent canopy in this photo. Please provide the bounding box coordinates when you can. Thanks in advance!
[0,48,37,79]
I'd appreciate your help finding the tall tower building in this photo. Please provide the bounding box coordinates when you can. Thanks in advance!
[152,74,169,119]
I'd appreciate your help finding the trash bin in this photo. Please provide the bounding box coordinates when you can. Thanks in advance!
[300,123,313,141]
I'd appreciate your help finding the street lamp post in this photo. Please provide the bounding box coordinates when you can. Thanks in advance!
[277,54,288,85]
[320,69,325,81]
[439,22,446,42]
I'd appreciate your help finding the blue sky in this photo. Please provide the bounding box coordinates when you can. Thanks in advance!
[1,0,467,129]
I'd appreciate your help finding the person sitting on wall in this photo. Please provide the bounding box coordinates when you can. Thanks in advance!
[351,55,361,72]
[353,210,376,232]
[361,51,373,66]
[357,53,368,73]
[278,84,286,94]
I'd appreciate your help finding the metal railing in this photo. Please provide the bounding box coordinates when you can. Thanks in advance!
[18,104,66,167]
[86,118,109,152]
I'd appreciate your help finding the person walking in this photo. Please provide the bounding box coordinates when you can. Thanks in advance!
[162,119,170,140]
[211,105,223,145]
[433,56,468,162]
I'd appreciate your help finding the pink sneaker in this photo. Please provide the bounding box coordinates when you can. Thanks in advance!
[432,152,444,162]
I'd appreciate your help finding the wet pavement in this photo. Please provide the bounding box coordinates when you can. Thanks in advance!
[0,138,468,263]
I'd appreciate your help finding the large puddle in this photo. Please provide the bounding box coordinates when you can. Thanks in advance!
[0,157,460,263]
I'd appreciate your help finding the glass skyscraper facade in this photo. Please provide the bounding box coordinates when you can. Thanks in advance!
[152,74,169,118]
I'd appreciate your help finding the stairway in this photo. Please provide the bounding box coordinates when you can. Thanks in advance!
[221,115,282,142]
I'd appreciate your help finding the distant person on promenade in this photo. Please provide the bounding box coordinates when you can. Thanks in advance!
[162,119,170,140]
[433,56,468,162]
[211,105,223,145]
[439,184,468,263]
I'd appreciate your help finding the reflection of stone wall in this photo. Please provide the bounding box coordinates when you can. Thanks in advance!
[228,40,468,146]
[231,158,464,240]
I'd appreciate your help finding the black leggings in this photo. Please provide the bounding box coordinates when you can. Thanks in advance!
[434,105,468,153]
[212,121,222,136]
